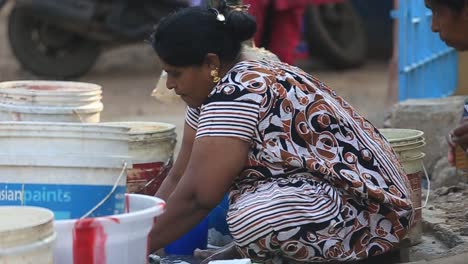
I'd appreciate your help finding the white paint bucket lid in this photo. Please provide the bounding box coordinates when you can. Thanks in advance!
[0,206,55,249]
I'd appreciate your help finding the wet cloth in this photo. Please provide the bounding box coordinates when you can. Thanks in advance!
[186,60,414,263]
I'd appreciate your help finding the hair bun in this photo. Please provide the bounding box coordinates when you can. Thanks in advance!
[225,10,257,42]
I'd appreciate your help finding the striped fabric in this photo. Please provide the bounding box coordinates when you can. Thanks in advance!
[227,179,341,247]
[185,106,200,130]
[195,101,260,142]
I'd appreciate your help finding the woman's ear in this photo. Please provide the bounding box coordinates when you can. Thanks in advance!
[204,53,221,70]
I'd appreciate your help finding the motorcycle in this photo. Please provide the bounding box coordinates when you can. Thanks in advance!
[0,0,366,79]
[304,0,367,69]
[0,0,189,79]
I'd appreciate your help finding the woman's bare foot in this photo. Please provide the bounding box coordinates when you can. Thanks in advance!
[194,242,242,264]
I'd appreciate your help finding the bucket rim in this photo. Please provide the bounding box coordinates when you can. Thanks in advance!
[0,154,132,169]
[0,206,54,232]
[0,121,129,134]
[55,194,165,224]
[392,141,426,151]
[399,152,426,162]
[102,121,177,135]
[379,128,424,143]
[0,90,102,97]
[0,101,104,114]
[0,80,102,95]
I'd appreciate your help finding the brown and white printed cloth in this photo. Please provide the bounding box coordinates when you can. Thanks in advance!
[186,60,414,263]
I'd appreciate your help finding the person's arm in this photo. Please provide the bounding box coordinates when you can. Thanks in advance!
[149,136,250,252]
[155,123,196,201]
[448,121,468,166]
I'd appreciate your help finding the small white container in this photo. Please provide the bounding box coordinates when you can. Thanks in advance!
[0,81,103,123]
[0,206,56,264]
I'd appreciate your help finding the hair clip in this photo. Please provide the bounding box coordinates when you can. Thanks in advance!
[209,8,226,23]
[228,4,251,12]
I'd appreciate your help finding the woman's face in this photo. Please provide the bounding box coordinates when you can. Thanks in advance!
[161,61,215,108]
[426,0,468,50]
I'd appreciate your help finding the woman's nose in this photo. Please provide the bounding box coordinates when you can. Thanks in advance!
[166,79,176,90]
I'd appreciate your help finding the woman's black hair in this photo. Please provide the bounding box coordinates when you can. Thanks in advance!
[427,0,468,13]
[150,4,256,66]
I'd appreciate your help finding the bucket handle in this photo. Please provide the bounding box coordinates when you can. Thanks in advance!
[414,163,430,211]
[136,156,173,194]
[80,161,128,219]
[72,110,85,123]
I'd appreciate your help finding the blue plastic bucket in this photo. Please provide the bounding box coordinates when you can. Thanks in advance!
[208,194,231,237]
[165,217,209,255]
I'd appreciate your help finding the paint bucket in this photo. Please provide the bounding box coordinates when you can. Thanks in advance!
[0,81,103,123]
[0,122,129,157]
[0,206,56,263]
[379,128,426,245]
[101,122,177,196]
[165,217,209,255]
[0,122,131,219]
[53,194,165,264]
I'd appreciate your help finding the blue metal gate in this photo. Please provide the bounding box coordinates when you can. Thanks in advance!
[395,0,458,101]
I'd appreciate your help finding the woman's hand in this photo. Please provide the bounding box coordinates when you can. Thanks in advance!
[448,120,468,166]
[149,136,250,252]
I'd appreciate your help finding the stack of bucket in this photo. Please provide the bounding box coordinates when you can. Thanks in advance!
[380,128,426,246]
[0,81,131,219]
[0,80,171,263]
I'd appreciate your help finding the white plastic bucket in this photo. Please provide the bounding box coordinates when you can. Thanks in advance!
[0,81,103,123]
[0,206,56,264]
[102,122,177,196]
[0,155,129,219]
[380,128,426,245]
[0,122,129,157]
[54,194,165,264]
[0,122,131,219]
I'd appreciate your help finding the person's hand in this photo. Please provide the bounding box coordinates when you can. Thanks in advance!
[448,120,468,166]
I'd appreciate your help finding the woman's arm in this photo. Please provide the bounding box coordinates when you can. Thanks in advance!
[149,136,250,252]
[155,123,196,201]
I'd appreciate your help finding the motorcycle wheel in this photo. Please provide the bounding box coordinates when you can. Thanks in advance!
[8,7,100,79]
[304,1,367,69]
[0,0,7,9]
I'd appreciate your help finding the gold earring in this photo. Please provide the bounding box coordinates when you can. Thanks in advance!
[211,68,220,83]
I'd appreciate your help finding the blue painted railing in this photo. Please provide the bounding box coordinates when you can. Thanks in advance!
[394,0,458,101]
